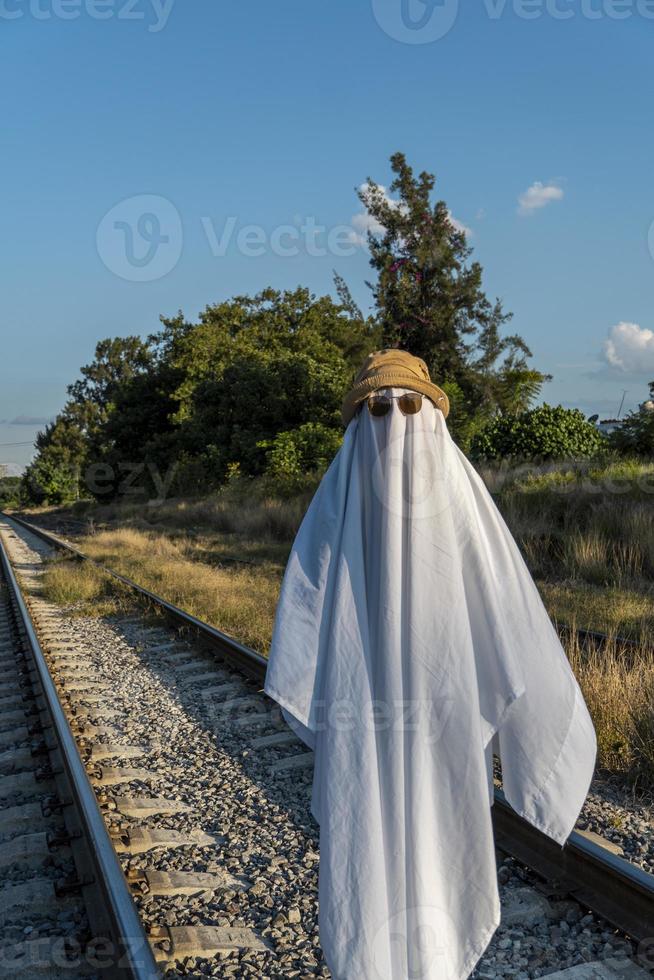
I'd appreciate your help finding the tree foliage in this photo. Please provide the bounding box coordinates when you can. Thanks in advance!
[470,404,607,462]
[22,287,378,504]
[259,423,343,497]
[609,383,654,456]
[0,476,21,509]
[360,153,550,446]
[20,154,587,506]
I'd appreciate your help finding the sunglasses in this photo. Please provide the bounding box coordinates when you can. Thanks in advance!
[366,392,425,417]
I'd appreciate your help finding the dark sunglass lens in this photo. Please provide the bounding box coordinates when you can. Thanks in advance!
[368,397,392,417]
[399,393,422,415]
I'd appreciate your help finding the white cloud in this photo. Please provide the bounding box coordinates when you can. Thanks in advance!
[348,210,386,246]
[348,183,471,246]
[447,210,472,237]
[602,322,654,374]
[9,415,51,425]
[517,181,564,217]
[347,183,401,246]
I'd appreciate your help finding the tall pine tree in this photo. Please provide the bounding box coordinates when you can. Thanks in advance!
[360,153,549,445]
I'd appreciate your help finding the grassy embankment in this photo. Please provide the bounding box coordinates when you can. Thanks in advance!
[31,456,654,787]
[39,490,308,652]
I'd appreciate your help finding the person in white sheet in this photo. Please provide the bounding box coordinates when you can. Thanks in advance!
[264,349,597,980]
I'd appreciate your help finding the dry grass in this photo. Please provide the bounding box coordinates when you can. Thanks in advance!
[498,482,654,641]
[567,629,654,788]
[25,461,654,789]
[540,581,654,644]
[73,527,282,653]
[41,558,131,618]
[68,483,309,557]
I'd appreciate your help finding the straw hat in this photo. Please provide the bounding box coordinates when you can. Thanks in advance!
[341,349,450,425]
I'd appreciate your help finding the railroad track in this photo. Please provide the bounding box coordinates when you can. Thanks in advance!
[0,525,159,978]
[0,520,276,977]
[1,512,654,978]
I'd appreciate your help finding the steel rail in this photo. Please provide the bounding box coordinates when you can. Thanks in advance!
[0,525,160,979]
[4,512,654,945]
[4,512,268,683]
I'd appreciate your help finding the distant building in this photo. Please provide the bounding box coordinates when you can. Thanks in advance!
[597,418,624,435]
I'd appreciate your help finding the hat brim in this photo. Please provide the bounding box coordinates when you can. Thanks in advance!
[342,374,450,426]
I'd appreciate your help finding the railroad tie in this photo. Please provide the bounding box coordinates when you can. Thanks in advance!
[542,958,652,978]
[111,827,222,855]
[127,867,247,896]
[0,745,36,775]
[205,694,263,716]
[251,731,302,749]
[0,935,98,978]
[269,752,314,775]
[0,769,40,798]
[0,832,53,870]
[83,742,153,762]
[0,878,74,929]
[98,794,193,818]
[199,680,244,698]
[0,708,32,727]
[88,765,157,786]
[0,801,52,835]
[182,671,235,689]
[147,924,271,965]
[170,657,217,673]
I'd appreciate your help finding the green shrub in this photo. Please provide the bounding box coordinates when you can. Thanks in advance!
[0,476,21,509]
[610,406,654,456]
[470,404,607,462]
[259,423,342,497]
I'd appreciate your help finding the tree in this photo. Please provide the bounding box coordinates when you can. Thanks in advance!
[0,475,21,509]
[359,153,550,446]
[68,336,153,413]
[154,287,380,423]
[610,382,654,456]
[470,404,607,462]
[150,286,379,488]
[21,414,86,504]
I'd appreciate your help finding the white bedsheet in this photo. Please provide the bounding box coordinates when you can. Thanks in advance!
[265,389,597,980]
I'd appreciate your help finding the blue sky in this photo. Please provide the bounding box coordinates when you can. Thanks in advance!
[2,0,653,471]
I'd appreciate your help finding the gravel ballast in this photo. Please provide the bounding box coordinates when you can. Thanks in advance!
[0,517,650,979]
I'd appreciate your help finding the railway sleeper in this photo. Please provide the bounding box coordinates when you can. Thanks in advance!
[69,721,124,740]
[0,878,78,929]
[251,730,302,749]
[0,768,45,798]
[0,800,68,836]
[146,924,271,965]
[79,741,152,762]
[88,764,157,786]
[0,725,29,750]
[0,707,33,727]
[269,752,315,775]
[0,940,97,980]
[543,958,652,978]
[110,826,222,855]
[181,672,236,690]
[0,831,66,870]
[98,793,193,818]
[127,867,247,896]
